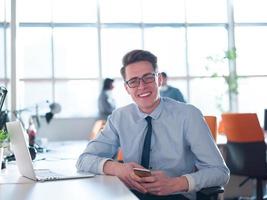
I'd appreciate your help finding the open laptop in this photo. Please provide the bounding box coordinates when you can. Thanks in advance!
[7,121,95,181]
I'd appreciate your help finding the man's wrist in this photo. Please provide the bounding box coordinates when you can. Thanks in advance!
[174,176,189,192]
[103,160,122,176]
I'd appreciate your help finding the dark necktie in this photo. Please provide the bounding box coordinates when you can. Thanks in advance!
[141,116,152,169]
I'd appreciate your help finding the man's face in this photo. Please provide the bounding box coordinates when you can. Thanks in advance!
[124,61,162,114]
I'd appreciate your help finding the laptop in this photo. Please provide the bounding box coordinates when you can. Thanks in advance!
[7,121,95,181]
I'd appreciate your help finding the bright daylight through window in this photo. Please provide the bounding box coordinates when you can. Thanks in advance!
[0,0,266,124]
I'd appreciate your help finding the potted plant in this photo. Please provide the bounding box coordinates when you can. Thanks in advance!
[0,129,9,166]
[205,48,238,112]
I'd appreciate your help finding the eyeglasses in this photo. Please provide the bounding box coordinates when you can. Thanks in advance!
[125,72,157,88]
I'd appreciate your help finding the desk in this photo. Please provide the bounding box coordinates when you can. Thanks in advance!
[0,141,138,200]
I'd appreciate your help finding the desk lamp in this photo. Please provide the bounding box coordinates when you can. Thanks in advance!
[14,101,61,153]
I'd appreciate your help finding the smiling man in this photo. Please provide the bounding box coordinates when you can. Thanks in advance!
[76,50,229,200]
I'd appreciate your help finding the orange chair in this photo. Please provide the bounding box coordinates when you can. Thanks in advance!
[218,119,225,134]
[117,148,123,162]
[89,120,106,139]
[222,113,264,142]
[204,116,217,142]
[221,113,267,200]
[89,120,123,162]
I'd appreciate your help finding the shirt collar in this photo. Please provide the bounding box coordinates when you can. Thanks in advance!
[135,97,163,122]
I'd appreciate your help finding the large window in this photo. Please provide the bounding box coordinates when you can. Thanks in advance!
[233,0,267,123]
[101,27,142,78]
[144,27,187,76]
[1,0,267,124]
[0,0,10,110]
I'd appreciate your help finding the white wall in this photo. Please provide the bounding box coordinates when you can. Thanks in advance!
[37,117,96,141]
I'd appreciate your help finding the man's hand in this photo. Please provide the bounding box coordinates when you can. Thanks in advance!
[103,161,147,193]
[138,171,189,196]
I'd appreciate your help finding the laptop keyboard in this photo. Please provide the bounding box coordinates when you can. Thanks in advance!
[35,170,65,180]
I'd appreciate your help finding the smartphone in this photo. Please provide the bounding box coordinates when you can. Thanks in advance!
[133,168,151,177]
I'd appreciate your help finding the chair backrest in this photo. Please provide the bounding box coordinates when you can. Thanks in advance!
[221,113,264,142]
[89,120,123,162]
[89,120,106,139]
[218,119,225,134]
[221,113,267,176]
[204,116,217,142]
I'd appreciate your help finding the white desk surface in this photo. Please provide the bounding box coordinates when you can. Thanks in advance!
[0,140,138,200]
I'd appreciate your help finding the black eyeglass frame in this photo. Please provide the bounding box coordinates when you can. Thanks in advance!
[125,72,158,88]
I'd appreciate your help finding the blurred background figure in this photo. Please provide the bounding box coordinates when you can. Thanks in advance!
[27,117,37,146]
[160,72,186,103]
[98,78,116,120]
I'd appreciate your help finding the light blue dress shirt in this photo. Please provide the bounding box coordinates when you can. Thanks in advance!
[76,97,229,199]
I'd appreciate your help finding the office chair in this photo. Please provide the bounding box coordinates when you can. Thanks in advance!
[221,113,267,200]
[89,119,106,139]
[204,115,217,142]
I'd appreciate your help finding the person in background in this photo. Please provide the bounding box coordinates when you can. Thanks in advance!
[27,117,37,146]
[77,50,229,200]
[160,72,186,103]
[98,78,116,120]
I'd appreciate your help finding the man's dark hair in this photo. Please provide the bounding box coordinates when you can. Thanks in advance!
[102,78,114,91]
[120,50,158,80]
[161,72,167,78]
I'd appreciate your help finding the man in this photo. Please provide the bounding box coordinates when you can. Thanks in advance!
[160,72,186,103]
[76,50,229,200]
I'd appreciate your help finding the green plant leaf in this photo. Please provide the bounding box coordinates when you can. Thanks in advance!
[225,48,237,60]
[0,129,9,143]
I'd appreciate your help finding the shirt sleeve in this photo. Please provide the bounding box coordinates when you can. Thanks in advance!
[183,174,195,192]
[76,118,120,174]
[184,106,230,191]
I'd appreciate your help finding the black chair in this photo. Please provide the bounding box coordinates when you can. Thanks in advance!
[197,186,224,200]
[222,113,267,200]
